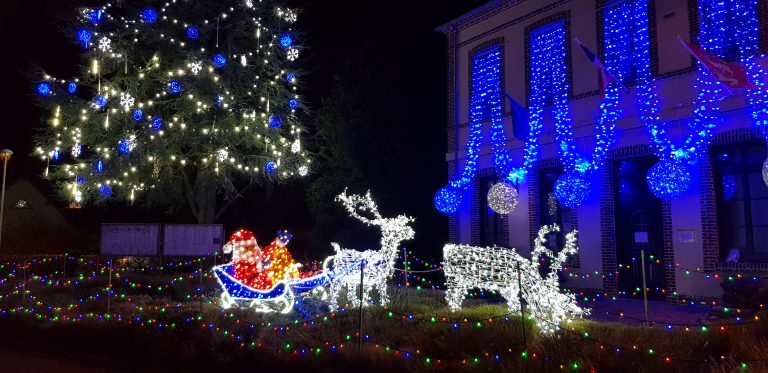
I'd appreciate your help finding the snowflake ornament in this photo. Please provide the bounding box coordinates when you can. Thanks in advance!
[244,0,253,8]
[286,48,299,61]
[284,9,297,23]
[98,37,112,52]
[188,61,203,75]
[291,139,301,153]
[71,143,82,158]
[298,165,308,176]
[216,148,229,162]
[119,92,135,110]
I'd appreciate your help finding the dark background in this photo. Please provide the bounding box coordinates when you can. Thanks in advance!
[0,0,487,259]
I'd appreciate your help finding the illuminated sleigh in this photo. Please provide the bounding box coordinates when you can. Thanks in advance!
[214,263,330,314]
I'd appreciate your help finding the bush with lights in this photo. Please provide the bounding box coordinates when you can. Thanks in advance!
[32,0,309,222]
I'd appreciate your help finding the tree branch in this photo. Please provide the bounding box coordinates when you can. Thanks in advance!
[213,182,255,221]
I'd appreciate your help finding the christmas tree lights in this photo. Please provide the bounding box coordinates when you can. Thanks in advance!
[325,190,415,311]
[32,0,310,221]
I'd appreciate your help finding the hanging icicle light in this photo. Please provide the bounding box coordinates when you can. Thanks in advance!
[487,181,519,215]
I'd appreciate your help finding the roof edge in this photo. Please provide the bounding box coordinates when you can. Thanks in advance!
[435,0,504,33]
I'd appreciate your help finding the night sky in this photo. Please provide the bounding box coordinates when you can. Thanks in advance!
[0,0,487,258]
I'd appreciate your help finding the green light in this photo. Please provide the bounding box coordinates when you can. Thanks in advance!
[425,358,431,364]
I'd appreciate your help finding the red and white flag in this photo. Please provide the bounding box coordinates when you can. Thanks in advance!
[676,35,757,93]
[574,38,627,94]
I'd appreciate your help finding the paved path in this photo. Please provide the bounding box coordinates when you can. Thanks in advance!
[584,298,711,326]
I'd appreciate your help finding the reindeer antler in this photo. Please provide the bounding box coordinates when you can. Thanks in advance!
[335,189,383,225]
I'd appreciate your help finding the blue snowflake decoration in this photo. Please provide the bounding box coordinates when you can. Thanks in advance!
[94,159,104,174]
[279,34,294,48]
[152,116,163,131]
[67,81,77,95]
[268,114,283,128]
[76,176,87,185]
[88,9,103,26]
[98,184,112,199]
[646,160,692,200]
[52,150,60,161]
[141,8,158,23]
[214,94,223,107]
[77,28,92,48]
[288,99,299,110]
[118,139,133,155]
[434,186,462,215]
[212,54,227,68]
[133,108,143,122]
[93,95,107,109]
[169,80,182,95]
[265,161,278,174]
[36,82,51,97]
[554,172,591,208]
[286,73,296,83]
[186,26,199,39]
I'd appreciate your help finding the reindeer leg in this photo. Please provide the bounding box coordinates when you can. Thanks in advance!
[377,277,389,306]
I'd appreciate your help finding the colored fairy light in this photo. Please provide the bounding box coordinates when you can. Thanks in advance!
[186,26,199,39]
[133,108,143,122]
[265,161,278,174]
[433,186,462,215]
[279,34,294,48]
[98,184,112,198]
[443,225,588,335]
[268,114,283,128]
[326,190,415,311]
[554,172,591,208]
[487,181,519,215]
[288,99,299,110]
[152,116,163,131]
[141,8,158,23]
[77,28,92,48]
[212,54,227,68]
[168,80,182,95]
[37,82,51,97]
[646,160,692,200]
[67,81,77,95]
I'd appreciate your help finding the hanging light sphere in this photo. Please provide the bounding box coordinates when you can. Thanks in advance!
[279,34,294,48]
[93,95,107,109]
[186,26,199,39]
[168,80,182,95]
[487,181,519,215]
[554,172,591,208]
[141,8,158,23]
[133,108,143,122]
[288,99,299,110]
[98,184,112,199]
[212,54,227,68]
[268,114,283,128]
[434,186,462,215]
[152,116,163,131]
[646,160,692,200]
[67,81,78,95]
[265,161,278,174]
[94,159,104,174]
[36,82,51,97]
[762,157,768,188]
[76,176,87,185]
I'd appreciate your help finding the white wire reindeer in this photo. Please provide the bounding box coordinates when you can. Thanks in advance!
[442,225,588,335]
[323,190,415,311]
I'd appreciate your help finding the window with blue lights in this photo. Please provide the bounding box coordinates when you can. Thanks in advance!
[528,20,567,107]
[713,141,768,262]
[470,45,502,122]
[602,0,651,86]
[698,0,760,60]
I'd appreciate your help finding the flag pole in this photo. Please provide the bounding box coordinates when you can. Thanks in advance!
[676,35,734,96]
[573,37,628,93]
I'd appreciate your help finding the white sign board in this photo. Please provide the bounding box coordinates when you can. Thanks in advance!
[162,224,223,257]
[100,224,161,256]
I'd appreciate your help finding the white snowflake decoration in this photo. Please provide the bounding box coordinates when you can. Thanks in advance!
[284,9,297,23]
[286,48,299,61]
[188,61,203,75]
[119,92,135,110]
[298,165,308,176]
[291,139,301,153]
[244,0,253,8]
[324,190,415,311]
[98,37,112,52]
[216,148,229,162]
[71,143,82,158]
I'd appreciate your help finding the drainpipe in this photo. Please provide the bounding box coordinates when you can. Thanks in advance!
[452,24,461,238]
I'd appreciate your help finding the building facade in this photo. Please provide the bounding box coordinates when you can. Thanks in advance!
[437,0,768,299]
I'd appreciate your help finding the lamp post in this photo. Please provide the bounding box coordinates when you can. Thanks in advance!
[0,149,13,251]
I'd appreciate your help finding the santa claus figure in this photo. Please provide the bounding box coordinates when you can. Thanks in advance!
[223,229,262,287]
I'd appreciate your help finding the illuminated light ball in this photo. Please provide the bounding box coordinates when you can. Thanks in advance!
[36,82,52,97]
[186,26,199,39]
[279,34,294,48]
[212,54,227,68]
[434,186,462,215]
[67,81,77,95]
[52,150,60,161]
[98,184,112,199]
[94,95,107,109]
[168,80,182,95]
[133,108,143,122]
[94,159,104,174]
[118,139,133,155]
[77,28,92,48]
[141,8,158,23]
[286,73,296,83]
[152,116,163,131]
[487,181,519,215]
[76,176,87,185]
[554,172,591,208]
[265,161,278,174]
[268,114,283,128]
[288,99,299,110]
[762,157,768,188]
[646,160,692,200]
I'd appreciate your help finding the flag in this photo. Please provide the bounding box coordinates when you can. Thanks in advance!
[503,92,528,140]
[573,38,626,94]
[676,35,757,93]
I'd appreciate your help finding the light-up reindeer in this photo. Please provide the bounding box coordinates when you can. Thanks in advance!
[323,190,415,311]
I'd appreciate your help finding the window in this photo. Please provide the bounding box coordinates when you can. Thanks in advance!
[603,0,651,86]
[529,20,567,107]
[713,141,768,262]
[538,168,573,251]
[698,0,760,60]
[470,45,502,122]
[13,199,30,209]
[479,176,505,247]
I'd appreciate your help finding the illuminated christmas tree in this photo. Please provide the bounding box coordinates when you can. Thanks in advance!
[33,0,310,222]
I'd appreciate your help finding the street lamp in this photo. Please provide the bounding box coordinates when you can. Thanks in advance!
[0,149,12,251]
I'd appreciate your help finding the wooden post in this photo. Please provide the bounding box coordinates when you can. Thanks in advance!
[358,260,365,349]
[516,262,527,351]
[403,248,408,287]
[107,257,113,316]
